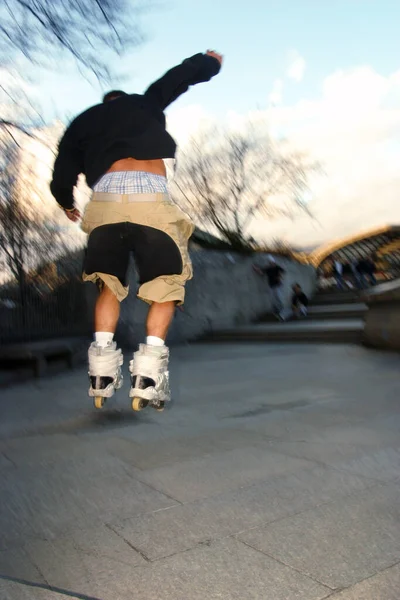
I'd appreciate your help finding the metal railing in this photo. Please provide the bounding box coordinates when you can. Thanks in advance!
[0,279,91,346]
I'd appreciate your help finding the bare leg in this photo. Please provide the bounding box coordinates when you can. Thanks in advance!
[94,285,120,333]
[146,301,176,341]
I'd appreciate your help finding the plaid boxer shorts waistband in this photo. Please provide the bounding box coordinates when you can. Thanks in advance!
[92,171,168,194]
[92,192,170,203]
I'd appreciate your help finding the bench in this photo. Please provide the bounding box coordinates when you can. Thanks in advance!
[0,337,89,378]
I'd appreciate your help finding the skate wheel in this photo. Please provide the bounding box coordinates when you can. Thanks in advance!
[132,397,147,411]
[155,401,165,412]
[94,396,105,409]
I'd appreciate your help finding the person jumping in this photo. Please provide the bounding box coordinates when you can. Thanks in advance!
[50,50,223,411]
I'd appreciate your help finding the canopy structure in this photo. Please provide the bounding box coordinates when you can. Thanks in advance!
[307,225,400,271]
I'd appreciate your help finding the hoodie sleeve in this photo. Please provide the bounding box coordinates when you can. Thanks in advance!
[144,53,221,111]
[50,124,83,210]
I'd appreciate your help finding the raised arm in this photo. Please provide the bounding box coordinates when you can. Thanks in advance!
[50,123,83,218]
[144,50,223,110]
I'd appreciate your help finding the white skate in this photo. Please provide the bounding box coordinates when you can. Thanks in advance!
[88,342,123,409]
[129,344,170,412]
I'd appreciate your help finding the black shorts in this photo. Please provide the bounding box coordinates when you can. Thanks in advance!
[84,222,183,289]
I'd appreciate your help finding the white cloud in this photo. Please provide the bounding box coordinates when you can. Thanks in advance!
[154,65,400,247]
[268,79,284,105]
[287,52,306,82]
[249,65,400,245]
[166,104,211,146]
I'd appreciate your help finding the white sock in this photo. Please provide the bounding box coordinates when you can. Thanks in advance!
[95,332,114,347]
[146,335,164,347]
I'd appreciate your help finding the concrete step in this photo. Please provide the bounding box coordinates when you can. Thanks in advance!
[203,319,364,344]
[259,303,367,323]
[312,292,363,305]
[305,302,367,319]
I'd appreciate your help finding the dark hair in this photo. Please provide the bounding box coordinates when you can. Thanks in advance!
[102,90,127,103]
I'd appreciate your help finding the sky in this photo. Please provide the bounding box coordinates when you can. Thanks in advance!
[36,0,400,248]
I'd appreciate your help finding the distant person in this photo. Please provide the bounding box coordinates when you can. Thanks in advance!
[350,259,362,289]
[357,256,377,287]
[291,283,308,318]
[342,261,355,289]
[253,256,286,320]
[366,255,377,285]
[332,257,344,290]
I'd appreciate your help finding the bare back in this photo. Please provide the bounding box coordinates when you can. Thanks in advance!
[107,158,166,176]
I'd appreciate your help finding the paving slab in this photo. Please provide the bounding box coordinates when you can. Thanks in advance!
[0,433,102,468]
[0,550,67,600]
[0,580,75,600]
[0,454,177,549]
[0,548,46,584]
[134,445,312,503]
[0,452,14,469]
[111,464,374,561]
[267,439,400,482]
[26,522,146,567]
[327,562,400,599]
[235,391,400,444]
[102,427,275,470]
[0,342,399,599]
[332,446,400,484]
[238,483,400,589]
[23,525,146,596]
[32,536,330,600]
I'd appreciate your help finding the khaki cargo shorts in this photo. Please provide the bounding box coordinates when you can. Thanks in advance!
[81,192,194,305]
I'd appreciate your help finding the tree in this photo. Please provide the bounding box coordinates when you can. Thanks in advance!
[0,139,65,291]
[0,1,149,341]
[172,127,316,251]
[0,0,147,268]
[0,0,148,141]
[0,0,145,81]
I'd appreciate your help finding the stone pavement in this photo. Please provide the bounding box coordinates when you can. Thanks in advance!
[0,342,399,600]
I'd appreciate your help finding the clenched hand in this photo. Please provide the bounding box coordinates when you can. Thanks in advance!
[206,50,223,66]
[64,208,81,223]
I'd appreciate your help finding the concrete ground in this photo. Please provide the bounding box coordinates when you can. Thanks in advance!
[0,342,399,600]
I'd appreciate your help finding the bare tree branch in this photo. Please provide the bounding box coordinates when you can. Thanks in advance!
[0,0,147,81]
[173,127,318,251]
[0,138,68,291]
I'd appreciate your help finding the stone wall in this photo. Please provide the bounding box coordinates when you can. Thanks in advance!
[363,279,400,351]
[116,251,316,348]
